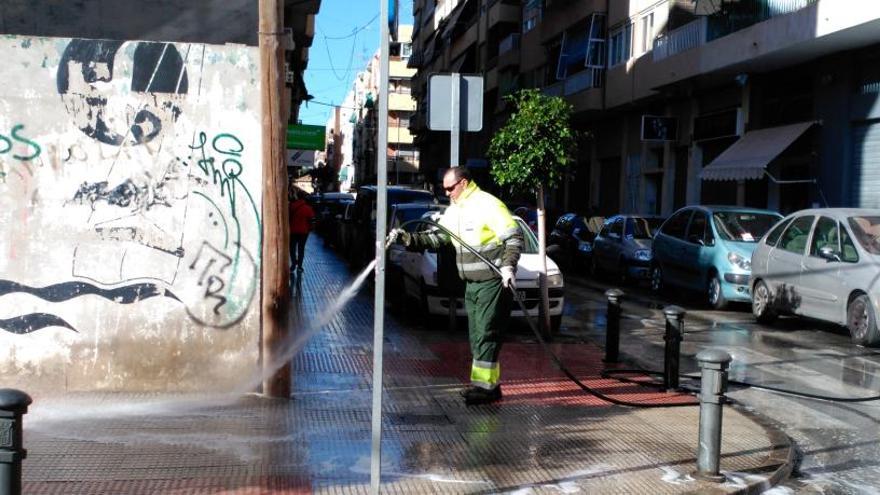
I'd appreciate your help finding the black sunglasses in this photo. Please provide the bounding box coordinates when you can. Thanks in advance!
[443,179,463,192]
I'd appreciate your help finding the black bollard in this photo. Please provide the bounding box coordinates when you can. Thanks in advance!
[603,289,624,363]
[0,389,32,495]
[663,306,685,391]
[693,349,732,482]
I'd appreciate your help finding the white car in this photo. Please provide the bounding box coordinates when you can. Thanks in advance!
[387,204,565,331]
[750,208,880,346]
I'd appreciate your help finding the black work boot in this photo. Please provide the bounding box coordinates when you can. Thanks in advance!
[463,386,502,405]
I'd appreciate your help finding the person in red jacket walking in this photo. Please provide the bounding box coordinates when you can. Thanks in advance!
[289,190,315,273]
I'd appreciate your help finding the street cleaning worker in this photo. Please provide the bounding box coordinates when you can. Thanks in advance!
[388,167,523,405]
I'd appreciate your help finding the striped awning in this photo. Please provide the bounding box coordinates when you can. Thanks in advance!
[700,121,815,181]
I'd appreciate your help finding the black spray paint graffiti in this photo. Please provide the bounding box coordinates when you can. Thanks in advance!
[185,241,258,329]
[57,39,188,146]
[0,280,179,334]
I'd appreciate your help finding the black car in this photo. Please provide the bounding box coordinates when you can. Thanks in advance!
[547,213,605,271]
[308,192,355,239]
[349,186,437,267]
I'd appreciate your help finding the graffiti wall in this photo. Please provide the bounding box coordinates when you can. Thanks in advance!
[0,35,263,392]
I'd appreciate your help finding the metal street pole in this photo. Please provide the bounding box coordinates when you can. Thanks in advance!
[259,0,291,398]
[370,0,391,492]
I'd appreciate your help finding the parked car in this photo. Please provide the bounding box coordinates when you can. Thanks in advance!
[334,201,357,262]
[323,198,353,248]
[547,213,605,270]
[750,208,880,345]
[350,186,437,267]
[591,214,665,282]
[388,207,565,331]
[308,192,355,239]
[651,205,782,309]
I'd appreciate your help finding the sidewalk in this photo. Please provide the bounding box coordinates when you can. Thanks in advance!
[21,235,792,494]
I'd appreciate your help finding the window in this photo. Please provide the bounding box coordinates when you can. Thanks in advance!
[611,217,624,237]
[626,217,653,240]
[687,212,708,245]
[522,0,542,34]
[764,217,792,246]
[608,23,632,67]
[662,209,692,239]
[809,217,839,257]
[401,43,412,59]
[841,224,860,263]
[778,216,814,254]
[640,12,654,54]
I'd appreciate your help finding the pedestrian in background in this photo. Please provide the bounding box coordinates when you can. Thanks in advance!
[389,167,523,405]
[289,190,315,273]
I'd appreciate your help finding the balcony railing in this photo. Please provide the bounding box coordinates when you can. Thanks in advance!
[653,17,707,61]
[563,68,603,95]
[499,33,520,55]
[707,0,818,41]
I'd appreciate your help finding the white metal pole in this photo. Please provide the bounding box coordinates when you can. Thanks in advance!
[450,72,461,168]
[370,0,390,492]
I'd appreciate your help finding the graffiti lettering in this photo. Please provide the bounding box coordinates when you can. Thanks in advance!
[0,124,41,161]
[184,240,259,327]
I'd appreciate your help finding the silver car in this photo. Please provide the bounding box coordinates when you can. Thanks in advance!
[750,208,880,345]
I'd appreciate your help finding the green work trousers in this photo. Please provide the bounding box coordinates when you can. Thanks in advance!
[465,277,512,390]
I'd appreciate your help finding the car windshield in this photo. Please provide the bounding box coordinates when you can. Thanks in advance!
[712,212,780,243]
[625,217,657,239]
[516,218,539,254]
[848,216,880,255]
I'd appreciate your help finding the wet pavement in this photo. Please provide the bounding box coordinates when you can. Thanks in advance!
[21,236,793,494]
[562,273,880,494]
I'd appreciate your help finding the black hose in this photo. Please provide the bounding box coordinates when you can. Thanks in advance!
[394,218,697,408]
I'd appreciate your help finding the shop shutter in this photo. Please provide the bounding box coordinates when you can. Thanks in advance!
[853,122,880,208]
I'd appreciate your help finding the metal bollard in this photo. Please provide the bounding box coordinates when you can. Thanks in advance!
[0,389,32,495]
[693,349,732,482]
[603,289,624,363]
[662,306,685,391]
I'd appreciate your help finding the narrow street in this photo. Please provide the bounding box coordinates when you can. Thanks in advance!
[559,272,880,494]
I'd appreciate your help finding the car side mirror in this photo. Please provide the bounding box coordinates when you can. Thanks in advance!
[688,235,705,246]
[818,245,841,262]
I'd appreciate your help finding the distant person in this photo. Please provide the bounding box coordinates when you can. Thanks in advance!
[388,167,523,405]
[289,190,315,273]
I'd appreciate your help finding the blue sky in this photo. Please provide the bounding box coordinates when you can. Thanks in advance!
[299,0,414,126]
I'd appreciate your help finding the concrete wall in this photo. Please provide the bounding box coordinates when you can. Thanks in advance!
[0,35,263,392]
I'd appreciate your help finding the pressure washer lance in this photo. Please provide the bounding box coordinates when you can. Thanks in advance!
[389,219,696,408]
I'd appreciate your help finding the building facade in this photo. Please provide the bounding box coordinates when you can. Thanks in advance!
[0,0,320,392]
[409,0,880,216]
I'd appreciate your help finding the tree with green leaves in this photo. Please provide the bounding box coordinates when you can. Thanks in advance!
[487,88,575,335]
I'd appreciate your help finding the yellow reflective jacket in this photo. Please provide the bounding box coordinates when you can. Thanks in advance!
[411,182,523,282]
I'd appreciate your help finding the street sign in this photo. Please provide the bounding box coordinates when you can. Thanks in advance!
[286,124,326,150]
[427,74,483,132]
[641,115,678,141]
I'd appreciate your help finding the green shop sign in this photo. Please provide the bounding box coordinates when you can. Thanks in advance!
[286,124,326,150]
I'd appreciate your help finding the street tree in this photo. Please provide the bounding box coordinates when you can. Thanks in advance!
[487,88,575,335]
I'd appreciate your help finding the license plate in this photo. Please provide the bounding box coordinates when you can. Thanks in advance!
[516,290,527,300]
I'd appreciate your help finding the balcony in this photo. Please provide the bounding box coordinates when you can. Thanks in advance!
[499,33,520,55]
[389,92,416,112]
[706,0,818,41]
[653,17,707,61]
[543,68,602,97]
[488,0,520,28]
[497,33,521,70]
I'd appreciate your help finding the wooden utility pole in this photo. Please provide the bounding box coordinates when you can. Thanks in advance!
[259,0,291,398]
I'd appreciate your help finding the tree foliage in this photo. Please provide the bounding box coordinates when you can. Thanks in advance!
[487,89,575,194]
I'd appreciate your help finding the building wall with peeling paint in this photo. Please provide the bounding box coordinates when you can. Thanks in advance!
[0,35,263,392]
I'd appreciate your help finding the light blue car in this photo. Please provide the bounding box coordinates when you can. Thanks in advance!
[651,206,782,309]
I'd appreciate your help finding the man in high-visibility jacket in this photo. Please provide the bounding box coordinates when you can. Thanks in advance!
[389,167,523,405]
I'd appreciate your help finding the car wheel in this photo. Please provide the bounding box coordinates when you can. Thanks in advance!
[848,294,880,346]
[752,280,777,324]
[650,264,663,292]
[707,273,728,310]
[551,315,562,334]
[617,258,628,285]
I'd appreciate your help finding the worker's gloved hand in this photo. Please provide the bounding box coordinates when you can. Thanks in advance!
[501,266,516,289]
[387,228,411,247]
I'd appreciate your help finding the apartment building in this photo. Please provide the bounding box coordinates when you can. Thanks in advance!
[327,25,419,190]
[409,0,880,216]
